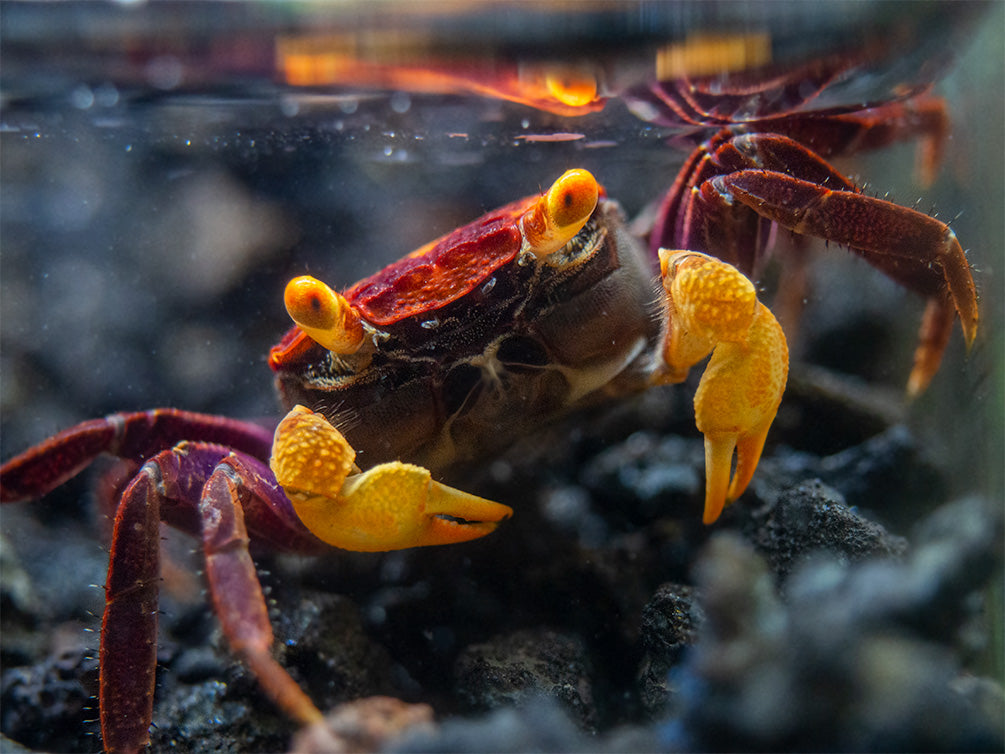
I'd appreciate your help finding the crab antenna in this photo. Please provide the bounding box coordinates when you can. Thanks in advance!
[521,168,599,258]
[284,276,365,355]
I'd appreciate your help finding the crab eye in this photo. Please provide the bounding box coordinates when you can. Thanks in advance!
[284,276,365,355]
[548,169,600,231]
[521,168,599,259]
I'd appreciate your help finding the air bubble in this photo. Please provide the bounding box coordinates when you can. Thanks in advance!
[70,85,94,110]
[390,92,411,113]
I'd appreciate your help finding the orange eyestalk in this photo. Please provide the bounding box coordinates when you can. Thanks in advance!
[271,406,513,552]
[284,276,365,355]
[520,168,599,259]
[658,250,788,525]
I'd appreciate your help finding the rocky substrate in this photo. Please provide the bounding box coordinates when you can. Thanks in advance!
[1,377,1002,753]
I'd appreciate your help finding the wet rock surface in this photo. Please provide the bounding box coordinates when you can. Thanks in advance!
[454,629,596,729]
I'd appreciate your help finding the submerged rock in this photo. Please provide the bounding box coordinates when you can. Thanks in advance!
[674,496,1004,752]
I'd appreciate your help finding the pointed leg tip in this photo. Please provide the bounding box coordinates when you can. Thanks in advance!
[964,320,978,351]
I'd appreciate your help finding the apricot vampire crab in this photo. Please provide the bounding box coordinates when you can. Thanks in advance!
[0,160,977,751]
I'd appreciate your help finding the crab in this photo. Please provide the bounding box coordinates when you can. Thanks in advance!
[0,140,978,751]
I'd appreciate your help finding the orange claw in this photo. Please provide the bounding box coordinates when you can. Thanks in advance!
[658,250,789,524]
[270,406,512,551]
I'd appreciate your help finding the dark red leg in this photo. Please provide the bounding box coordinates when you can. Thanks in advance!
[95,444,325,752]
[718,170,977,327]
[651,139,718,261]
[911,298,957,397]
[764,95,949,185]
[653,95,950,262]
[0,409,274,503]
[653,130,775,275]
[100,465,162,754]
[199,458,325,727]
[712,169,977,393]
[653,123,977,395]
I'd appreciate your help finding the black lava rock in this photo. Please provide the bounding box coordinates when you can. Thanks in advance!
[454,629,597,731]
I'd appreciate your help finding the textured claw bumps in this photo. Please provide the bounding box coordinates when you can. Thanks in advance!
[659,251,789,523]
[271,406,512,551]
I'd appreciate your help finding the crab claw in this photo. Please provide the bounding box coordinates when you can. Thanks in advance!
[270,406,512,551]
[659,250,789,524]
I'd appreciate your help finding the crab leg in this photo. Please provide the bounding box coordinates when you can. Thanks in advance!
[98,444,325,752]
[100,462,162,754]
[715,169,978,394]
[198,456,326,727]
[657,250,788,524]
[270,406,513,551]
[763,95,950,186]
[0,409,273,504]
[650,98,975,396]
[653,98,950,270]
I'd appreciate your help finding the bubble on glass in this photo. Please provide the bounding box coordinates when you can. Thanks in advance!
[145,56,183,90]
[279,97,300,117]
[390,91,412,114]
[94,83,119,107]
[70,84,94,110]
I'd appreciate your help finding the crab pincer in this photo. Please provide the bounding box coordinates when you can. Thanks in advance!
[658,250,789,524]
[270,405,513,551]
